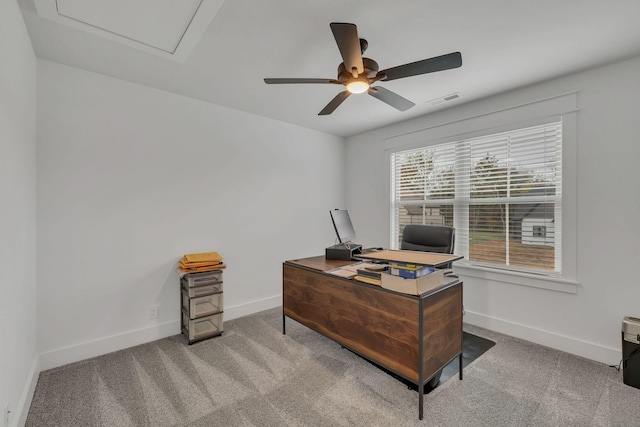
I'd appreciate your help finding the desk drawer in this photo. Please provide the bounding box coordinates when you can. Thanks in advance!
[182,291,223,319]
[182,312,223,342]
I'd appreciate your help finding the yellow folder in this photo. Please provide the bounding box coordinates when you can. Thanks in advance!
[183,251,222,263]
[179,259,222,268]
[179,263,226,273]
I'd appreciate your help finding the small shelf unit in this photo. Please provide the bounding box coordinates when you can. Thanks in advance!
[180,270,224,344]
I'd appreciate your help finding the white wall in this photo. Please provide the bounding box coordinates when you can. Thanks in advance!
[36,60,345,369]
[0,1,38,426]
[346,56,640,364]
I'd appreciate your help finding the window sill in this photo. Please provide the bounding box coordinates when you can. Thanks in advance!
[453,262,578,294]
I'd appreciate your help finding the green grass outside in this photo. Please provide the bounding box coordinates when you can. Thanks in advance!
[469,231,504,244]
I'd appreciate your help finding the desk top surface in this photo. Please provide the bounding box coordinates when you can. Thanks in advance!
[285,250,462,271]
[285,255,352,272]
[357,250,463,266]
[284,254,461,299]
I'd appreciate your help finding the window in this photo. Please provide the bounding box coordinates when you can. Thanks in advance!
[532,226,546,238]
[391,121,562,275]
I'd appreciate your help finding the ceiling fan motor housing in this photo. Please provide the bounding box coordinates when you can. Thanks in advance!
[337,58,379,83]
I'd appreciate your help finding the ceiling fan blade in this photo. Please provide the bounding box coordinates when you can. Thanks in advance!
[319,91,351,115]
[368,86,415,111]
[378,52,462,82]
[264,78,339,84]
[330,23,364,76]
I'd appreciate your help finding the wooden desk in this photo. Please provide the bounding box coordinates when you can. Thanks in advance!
[282,255,463,420]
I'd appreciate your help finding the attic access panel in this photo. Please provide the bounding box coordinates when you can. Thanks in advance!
[33,0,224,62]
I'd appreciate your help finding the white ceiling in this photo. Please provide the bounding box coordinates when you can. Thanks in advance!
[18,0,640,137]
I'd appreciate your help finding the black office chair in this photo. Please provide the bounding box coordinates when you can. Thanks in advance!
[401,224,455,255]
[400,224,456,389]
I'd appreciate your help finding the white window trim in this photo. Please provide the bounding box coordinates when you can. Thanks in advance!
[454,262,578,294]
[385,92,579,294]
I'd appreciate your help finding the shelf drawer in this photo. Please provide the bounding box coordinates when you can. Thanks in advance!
[182,282,222,298]
[181,270,223,288]
[182,291,223,319]
[182,312,223,342]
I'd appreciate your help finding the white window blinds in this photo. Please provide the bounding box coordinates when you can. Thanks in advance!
[391,120,563,274]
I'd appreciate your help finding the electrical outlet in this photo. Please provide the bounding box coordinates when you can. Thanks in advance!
[148,305,159,320]
[4,403,10,427]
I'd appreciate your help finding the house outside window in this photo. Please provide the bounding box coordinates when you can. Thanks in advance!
[391,121,563,275]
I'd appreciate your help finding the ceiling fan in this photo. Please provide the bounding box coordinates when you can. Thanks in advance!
[264,22,462,115]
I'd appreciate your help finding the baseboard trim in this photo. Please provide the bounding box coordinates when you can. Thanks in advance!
[464,310,620,365]
[224,295,281,321]
[39,320,180,371]
[38,295,283,371]
[15,356,39,427]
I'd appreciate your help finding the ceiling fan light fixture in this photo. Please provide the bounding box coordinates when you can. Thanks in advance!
[346,80,369,94]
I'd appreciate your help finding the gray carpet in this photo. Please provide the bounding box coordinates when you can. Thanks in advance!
[27,308,640,426]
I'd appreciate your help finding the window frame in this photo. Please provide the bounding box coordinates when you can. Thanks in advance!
[385,93,579,294]
[391,120,562,274]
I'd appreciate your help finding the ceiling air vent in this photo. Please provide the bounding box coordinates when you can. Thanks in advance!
[426,92,460,106]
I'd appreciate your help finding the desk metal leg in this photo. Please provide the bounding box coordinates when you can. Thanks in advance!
[282,313,286,335]
[459,353,463,380]
[418,298,424,420]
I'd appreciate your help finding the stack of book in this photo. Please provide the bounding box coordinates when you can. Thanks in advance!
[179,251,226,273]
[388,262,435,279]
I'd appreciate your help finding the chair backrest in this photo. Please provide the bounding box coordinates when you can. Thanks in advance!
[400,224,455,254]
